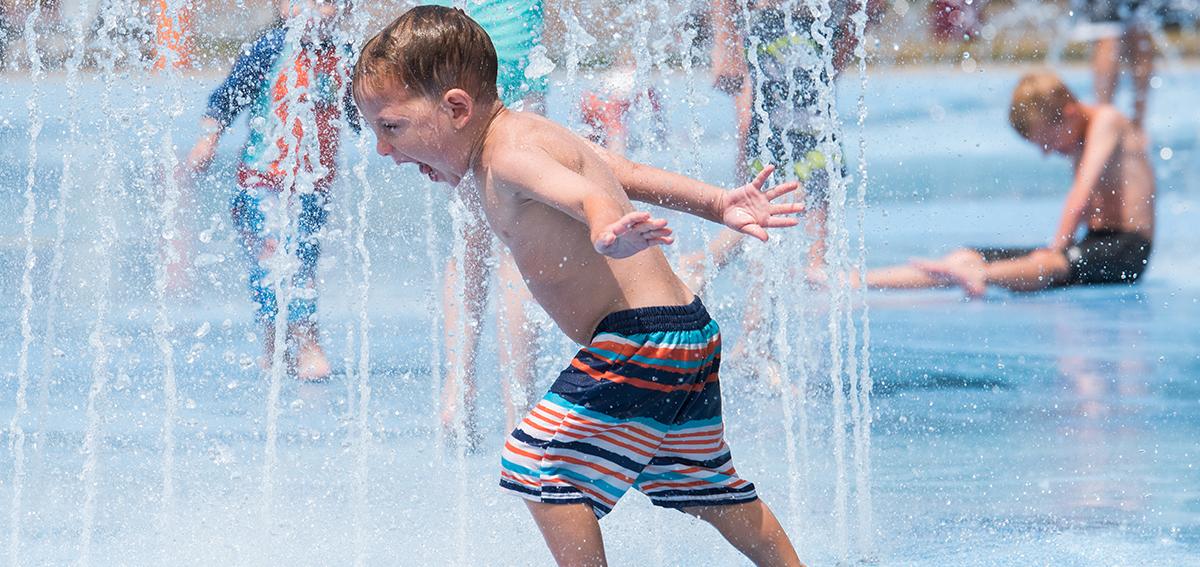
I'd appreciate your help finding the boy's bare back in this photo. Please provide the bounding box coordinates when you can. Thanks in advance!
[471,110,693,343]
[1076,105,1154,240]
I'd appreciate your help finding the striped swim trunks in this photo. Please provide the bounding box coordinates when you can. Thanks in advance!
[499,296,757,518]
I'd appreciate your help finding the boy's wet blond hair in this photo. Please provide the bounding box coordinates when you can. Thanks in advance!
[1009,71,1078,139]
[353,6,498,104]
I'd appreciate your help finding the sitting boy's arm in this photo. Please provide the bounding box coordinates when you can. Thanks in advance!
[1051,109,1122,250]
[589,143,803,241]
[491,149,672,259]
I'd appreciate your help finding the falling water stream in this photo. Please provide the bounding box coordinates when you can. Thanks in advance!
[7,6,42,566]
[78,2,125,563]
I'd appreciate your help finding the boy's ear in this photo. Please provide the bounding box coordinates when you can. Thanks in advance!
[442,89,474,127]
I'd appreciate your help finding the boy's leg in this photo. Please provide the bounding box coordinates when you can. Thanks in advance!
[864,248,986,290]
[912,248,1070,296]
[979,248,1071,291]
[287,193,330,381]
[439,255,484,443]
[497,254,538,431]
[683,500,803,567]
[526,501,608,567]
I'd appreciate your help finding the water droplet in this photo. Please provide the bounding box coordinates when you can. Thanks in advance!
[524,45,556,80]
[194,322,211,338]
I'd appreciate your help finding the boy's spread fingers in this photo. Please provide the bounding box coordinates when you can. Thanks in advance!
[771,202,805,214]
[765,217,800,228]
[633,218,669,232]
[752,165,775,188]
[742,224,768,242]
[624,211,652,224]
[764,181,800,199]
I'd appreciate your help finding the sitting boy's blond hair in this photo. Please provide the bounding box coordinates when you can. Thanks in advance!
[1009,70,1078,140]
[353,5,499,103]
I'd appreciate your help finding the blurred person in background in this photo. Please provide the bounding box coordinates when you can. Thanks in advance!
[179,0,358,381]
[1072,0,1160,128]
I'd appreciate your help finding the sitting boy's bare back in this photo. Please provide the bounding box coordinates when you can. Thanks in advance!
[471,110,693,343]
[1076,105,1154,240]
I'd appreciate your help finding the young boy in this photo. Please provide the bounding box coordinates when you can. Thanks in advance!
[867,70,1155,297]
[353,7,805,565]
[181,0,357,380]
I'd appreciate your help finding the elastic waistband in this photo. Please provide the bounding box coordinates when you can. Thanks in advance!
[1084,229,1153,245]
[592,296,711,339]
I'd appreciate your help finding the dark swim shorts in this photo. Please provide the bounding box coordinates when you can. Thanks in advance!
[499,297,758,518]
[972,230,1152,287]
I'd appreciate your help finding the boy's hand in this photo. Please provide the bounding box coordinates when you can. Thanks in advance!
[720,165,804,241]
[594,211,675,259]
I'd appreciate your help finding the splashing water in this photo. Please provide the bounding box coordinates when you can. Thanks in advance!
[0,0,894,564]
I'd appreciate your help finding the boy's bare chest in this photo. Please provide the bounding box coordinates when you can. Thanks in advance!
[479,188,587,256]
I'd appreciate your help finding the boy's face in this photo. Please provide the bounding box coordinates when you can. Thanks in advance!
[1026,106,1086,157]
[357,85,464,186]
[1028,123,1081,156]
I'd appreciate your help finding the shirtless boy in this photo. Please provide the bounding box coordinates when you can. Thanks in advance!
[868,70,1155,297]
[353,7,805,565]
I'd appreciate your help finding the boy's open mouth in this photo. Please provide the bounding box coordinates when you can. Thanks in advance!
[417,162,440,183]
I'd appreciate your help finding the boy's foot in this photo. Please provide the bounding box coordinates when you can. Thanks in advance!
[912,258,987,298]
[803,265,830,290]
[293,341,332,382]
[439,410,483,454]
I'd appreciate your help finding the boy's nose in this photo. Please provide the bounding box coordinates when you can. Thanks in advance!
[376,139,392,157]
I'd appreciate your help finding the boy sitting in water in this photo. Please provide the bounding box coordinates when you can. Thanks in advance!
[353,7,805,565]
[867,70,1154,297]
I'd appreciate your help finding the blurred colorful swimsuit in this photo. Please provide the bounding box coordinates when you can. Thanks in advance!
[428,0,548,105]
[743,7,848,205]
[204,23,356,325]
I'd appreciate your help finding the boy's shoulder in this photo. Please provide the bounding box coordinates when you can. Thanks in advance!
[480,112,590,189]
[1086,104,1128,135]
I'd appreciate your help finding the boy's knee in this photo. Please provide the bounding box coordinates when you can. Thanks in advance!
[1030,248,1066,266]
[257,238,279,262]
[947,248,983,264]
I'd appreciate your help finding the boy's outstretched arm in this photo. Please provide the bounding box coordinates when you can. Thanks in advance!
[1050,108,1122,250]
[588,143,803,241]
[490,149,673,259]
